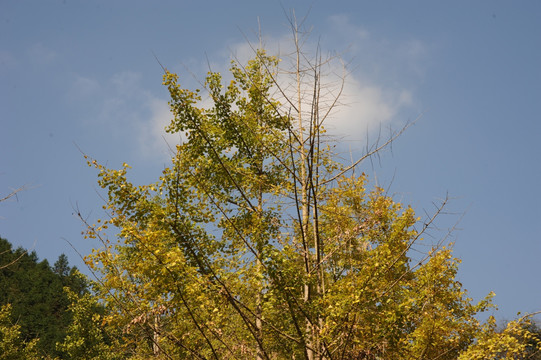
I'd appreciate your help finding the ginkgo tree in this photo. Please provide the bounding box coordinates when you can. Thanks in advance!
[0,304,40,360]
[81,19,540,360]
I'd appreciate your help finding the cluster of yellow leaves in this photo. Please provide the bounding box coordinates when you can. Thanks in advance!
[459,315,541,359]
[0,304,40,360]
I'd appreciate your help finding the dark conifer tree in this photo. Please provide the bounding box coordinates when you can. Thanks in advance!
[0,237,91,358]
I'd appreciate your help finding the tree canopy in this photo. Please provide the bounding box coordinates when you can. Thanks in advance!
[79,25,540,360]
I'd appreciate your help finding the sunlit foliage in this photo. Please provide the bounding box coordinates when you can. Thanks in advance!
[81,32,540,360]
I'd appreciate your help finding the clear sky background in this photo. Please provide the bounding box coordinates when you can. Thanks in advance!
[1,1,539,323]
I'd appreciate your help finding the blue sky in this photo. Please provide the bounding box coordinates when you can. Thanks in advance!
[1,1,539,323]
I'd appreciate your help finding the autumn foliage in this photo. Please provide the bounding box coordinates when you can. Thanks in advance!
[77,30,540,360]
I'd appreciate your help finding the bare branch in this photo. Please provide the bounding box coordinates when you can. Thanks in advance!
[1,186,27,203]
[0,247,30,270]
[322,117,420,185]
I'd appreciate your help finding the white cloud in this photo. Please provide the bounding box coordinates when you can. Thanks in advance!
[137,97,180,159]
[73,16,426,163]
[329,82,394,138]
[101,71,179,160]
[68,70,176,161]
[219,18,424,145]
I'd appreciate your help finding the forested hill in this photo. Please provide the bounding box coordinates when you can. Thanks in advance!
[0,237,89,358]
